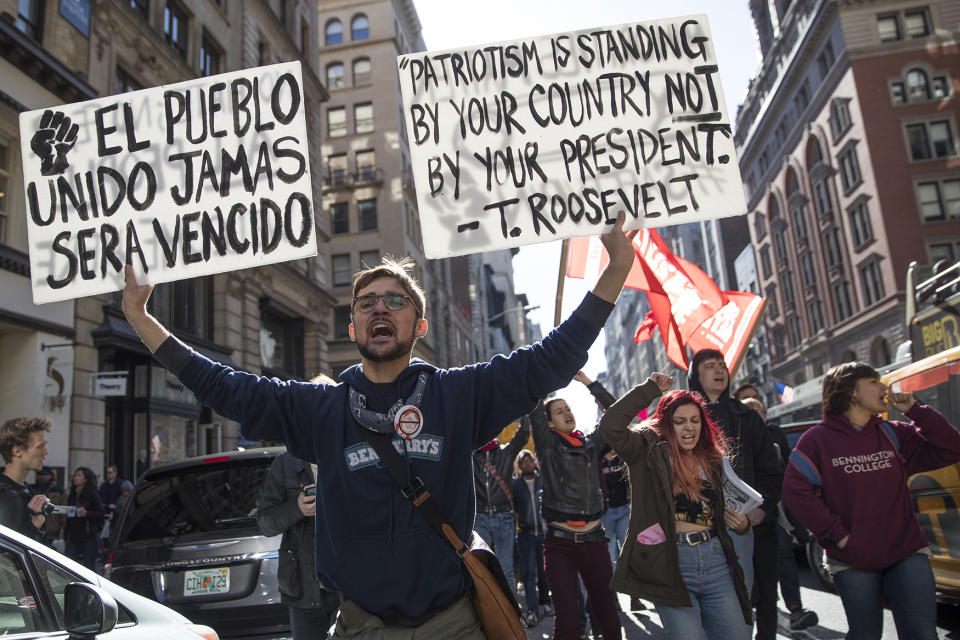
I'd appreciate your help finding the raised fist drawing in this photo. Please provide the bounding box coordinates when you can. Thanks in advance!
[31,109,79,176]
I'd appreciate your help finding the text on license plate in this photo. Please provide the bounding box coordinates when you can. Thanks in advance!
[184,568,230,596]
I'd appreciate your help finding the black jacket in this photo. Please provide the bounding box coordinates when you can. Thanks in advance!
[0,475,44,543]
[65,486,104,542]
[256,453,334,607]
[512,472,544,534]
[473,419,530,514]
[687,365,783,523]
[531,381,614,523]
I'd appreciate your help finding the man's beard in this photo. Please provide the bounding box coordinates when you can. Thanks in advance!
[356,329,417,363]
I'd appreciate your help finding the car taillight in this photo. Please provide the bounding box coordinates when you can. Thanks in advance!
[202,456,231,464]
[187,624,219,640]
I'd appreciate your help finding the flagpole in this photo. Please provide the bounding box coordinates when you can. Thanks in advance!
[554,239,569,327]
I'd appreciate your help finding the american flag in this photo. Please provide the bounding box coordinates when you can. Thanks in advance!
[775,382,796,403]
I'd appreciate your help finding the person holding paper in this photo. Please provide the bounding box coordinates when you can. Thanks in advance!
[783,362,960,640]
[120,213,637,638]
[687,349,782,640]
[598,378,752,640]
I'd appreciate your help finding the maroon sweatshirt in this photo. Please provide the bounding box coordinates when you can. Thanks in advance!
[783,403,960,569]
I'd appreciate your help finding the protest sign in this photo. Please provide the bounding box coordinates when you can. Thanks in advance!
[397,15,747,258]
[19,61,316,304]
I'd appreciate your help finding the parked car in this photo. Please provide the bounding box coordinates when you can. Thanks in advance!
[105,447,289,638]
[0,523,218,638]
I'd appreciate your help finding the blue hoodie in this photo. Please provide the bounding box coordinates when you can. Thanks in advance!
[154,292,612,624]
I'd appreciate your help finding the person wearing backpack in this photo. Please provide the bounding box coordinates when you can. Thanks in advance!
[783,361,960,640]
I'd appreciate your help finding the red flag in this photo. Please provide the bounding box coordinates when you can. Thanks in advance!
[567,232,733,369]
[688,291,767,377]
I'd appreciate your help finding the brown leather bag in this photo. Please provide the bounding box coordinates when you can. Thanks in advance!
[442,525,526,640]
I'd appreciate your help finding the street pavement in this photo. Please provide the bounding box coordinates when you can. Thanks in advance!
[523,565,960,639]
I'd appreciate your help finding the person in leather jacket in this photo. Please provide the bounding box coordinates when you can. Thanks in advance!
[257,451,341,639]
[531,373,621,640]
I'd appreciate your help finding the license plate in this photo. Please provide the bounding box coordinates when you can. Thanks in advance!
[183,568,230,596]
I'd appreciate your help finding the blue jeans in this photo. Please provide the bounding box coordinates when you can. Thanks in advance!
[832,552,937,640]
[601,504,630,566]
[474,511,515,589]
[516,530,548,614]
[65,535,98,571]
[655,536,749,640]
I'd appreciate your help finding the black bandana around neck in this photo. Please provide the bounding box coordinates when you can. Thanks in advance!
[348,372,430,434]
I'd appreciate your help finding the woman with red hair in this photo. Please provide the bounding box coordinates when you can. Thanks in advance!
[598,376,752,640]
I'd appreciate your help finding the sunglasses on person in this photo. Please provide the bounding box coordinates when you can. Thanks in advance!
[352,292,419,314]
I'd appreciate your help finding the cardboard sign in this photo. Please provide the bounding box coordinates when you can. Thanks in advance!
[397,15,747,258]
[19,62,316,304]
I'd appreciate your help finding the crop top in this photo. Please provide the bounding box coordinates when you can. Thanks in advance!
[674,482,716,527]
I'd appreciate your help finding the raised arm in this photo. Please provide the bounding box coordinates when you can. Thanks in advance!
[590,212,638,304]
[894,400,960,475]
[574,371,616,411]
[598,376,668,463]
[503,416,532,460]
[121,265,171,353]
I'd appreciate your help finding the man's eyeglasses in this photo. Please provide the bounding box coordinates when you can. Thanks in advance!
[353,292,418,314]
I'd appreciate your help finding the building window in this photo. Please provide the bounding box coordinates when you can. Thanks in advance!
[788,315,802,348]
[332,254,351,286]
[794,82,810,114]
[328,153,347,185]
[877,13,901,42]
[800,251,816,287]
[829,99,853,142]
[824,228,843,267]
[907,68,932,101]
[813,180,832,216]
[151,278,213,339]
[782,270,795,305]
[163,3,188,59]
[905,120,957,161]
[859,260,885,306]
[891,82,907,105]
[354,103,374,134]
[330,202,349,234]
[15,0,43,41]
[933,75,950,99]
[301,17,309,52]
[351,14,369,40]
[115,67,144,93]
[849,200,874,248]
[773,229,787,263]
[358,199,377,231]
[333,305,351,339]
[904,7,930,37]
[199,36,220,77]
[754,213,766,241]
[353,58,371,86]
[759,246,772,279]
[129,0,149,19]
[327,107,346,138]
[928,241,959,263]
[766,285,779,318]
[833,281,853,320]
[325,19,342,45]
[772,326,785,359]
[808,299,824,334]
[917,178,960,221]
[838,147,862,192]
[359,249,380,269]
[0,139,9,244]
[817,41,835,77]
[356,150,375,180]
[327,63,345,90]
[791,205,808,241]
[260,309,304,380]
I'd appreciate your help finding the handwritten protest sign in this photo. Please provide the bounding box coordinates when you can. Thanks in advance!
[19,61,316,304]
[397,15,747,258]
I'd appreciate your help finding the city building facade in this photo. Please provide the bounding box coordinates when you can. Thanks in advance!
[1,0,332,481]
[736,0,959,389]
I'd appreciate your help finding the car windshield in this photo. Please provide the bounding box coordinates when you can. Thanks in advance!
[115,457,273,544]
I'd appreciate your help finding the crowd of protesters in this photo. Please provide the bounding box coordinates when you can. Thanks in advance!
[2,215,954,640]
